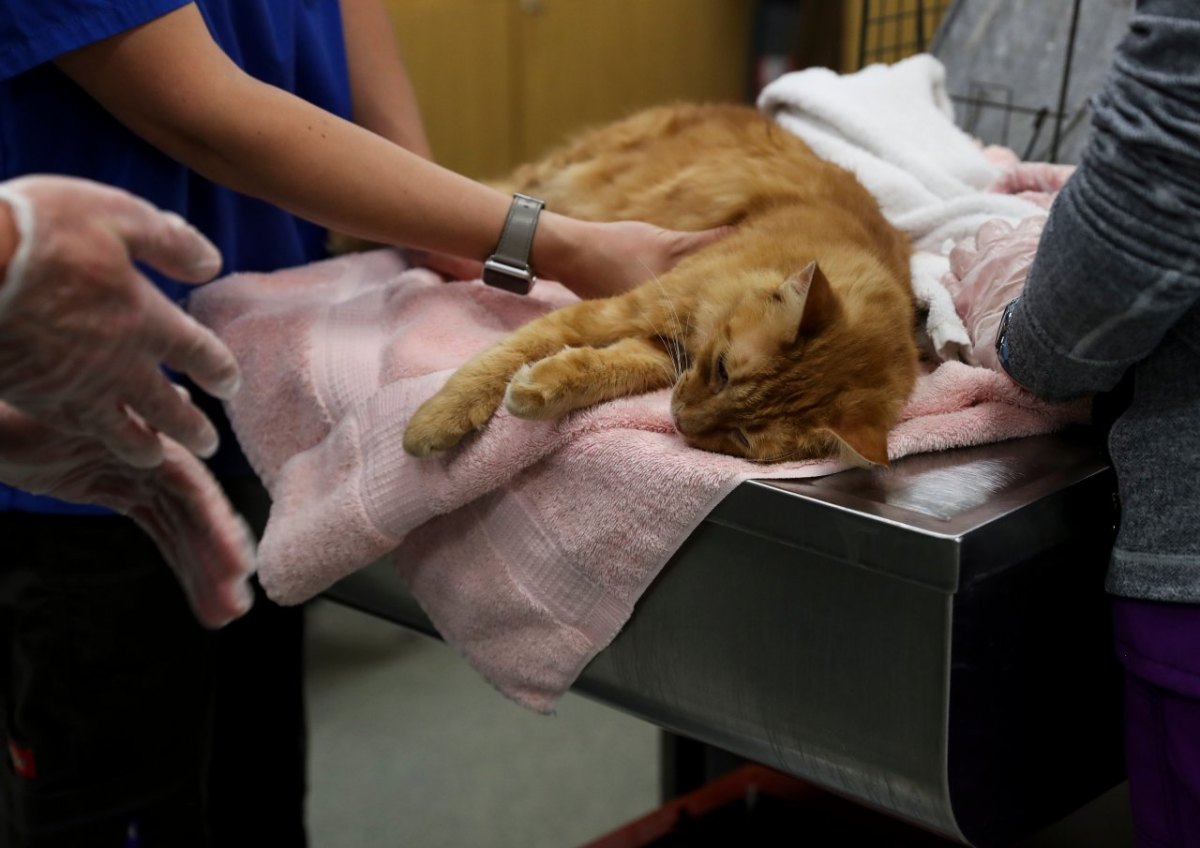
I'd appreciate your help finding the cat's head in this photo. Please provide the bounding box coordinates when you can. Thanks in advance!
[669,261,904,466]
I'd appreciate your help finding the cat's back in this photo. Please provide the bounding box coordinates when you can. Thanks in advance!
[503,102,847,230]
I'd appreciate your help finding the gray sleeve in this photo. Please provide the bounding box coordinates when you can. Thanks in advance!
[1002,0,1200,401]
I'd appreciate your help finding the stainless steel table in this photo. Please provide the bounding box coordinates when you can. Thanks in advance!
[325,429,1124,847]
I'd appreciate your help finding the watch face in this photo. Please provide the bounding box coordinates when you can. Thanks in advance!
[483,260,534,295]
[995,297,1019,364]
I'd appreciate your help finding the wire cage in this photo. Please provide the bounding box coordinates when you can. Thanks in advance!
[934,0,1085,163]
[770,0,1128,164]
[854,0,1080,163]
[855,0,953,68]
[852,0,1136,164]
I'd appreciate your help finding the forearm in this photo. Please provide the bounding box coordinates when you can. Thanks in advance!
[1002,2,1200,399]
[339,0,432,158]
[54,4,584,275]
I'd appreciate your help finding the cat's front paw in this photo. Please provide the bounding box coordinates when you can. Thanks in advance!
[505,361,577,421]
[403,391,499,457]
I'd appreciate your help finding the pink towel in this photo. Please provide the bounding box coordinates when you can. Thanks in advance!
[189,238,1085,713]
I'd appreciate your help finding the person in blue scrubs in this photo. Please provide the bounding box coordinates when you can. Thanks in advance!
[0,2,726,845]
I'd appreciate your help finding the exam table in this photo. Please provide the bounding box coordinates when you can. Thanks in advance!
[324,428,1125,847]
[323,2,1137,835]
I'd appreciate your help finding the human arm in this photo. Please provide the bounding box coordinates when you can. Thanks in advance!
[0,175,242,467]
[989,1,1200,401]
[54,4,724,299]
[0,400,255,628]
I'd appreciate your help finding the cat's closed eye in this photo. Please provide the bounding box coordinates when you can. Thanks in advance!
[714,352,730,390]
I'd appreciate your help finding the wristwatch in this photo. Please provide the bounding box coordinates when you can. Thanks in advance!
[482,193,545,295]
[994,296,1021,372]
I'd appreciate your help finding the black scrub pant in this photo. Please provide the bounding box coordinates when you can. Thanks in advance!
[0,481,306,847]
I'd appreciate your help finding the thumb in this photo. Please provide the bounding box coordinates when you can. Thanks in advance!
[670,224,734,261]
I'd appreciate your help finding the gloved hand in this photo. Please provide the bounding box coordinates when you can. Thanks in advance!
[0,175,242,468]
[989,161,1077,196]
[0,400,256,628]
[944,216,1047,371]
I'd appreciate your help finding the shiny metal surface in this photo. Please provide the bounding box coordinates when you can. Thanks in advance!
[327,430,1123,846]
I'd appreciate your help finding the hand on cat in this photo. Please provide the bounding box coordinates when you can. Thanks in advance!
[554,220,733,299]
[945,216,1046,371]
[0,400,257,628]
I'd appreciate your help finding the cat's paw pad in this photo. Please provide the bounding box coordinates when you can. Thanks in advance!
[505,362,571,420]
[403,393,497,457]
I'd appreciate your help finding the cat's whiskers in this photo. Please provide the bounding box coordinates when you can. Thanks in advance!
[745,445,806,465]
[632,257,688,380]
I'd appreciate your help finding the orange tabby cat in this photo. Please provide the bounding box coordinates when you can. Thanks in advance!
[402,103,918,465]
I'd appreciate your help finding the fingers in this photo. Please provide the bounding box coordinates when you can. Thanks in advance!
[134,440,258,628]
[672,225,734,260]
[948,239,978,280]
[12,176,222,282]
[975,218,1015,250]
[119,203,224,283]
[88,403,165,469]
[1013,215,1048,241]
[77,275,235,463]
[81,364,219,468]
[124,367,221,459]
[140,282,242,400]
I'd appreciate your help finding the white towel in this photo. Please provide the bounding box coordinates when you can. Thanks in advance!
[759,54,1050,361]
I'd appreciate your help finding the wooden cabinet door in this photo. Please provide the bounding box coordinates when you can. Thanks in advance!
[515,0,753,161]
[382,0,516,179]
[382,0,753,179]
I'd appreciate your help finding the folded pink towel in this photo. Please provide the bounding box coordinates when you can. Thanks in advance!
[189,238,1085,713]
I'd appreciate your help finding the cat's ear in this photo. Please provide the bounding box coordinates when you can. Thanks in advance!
[826,420,890,468]
[780,261,840,339]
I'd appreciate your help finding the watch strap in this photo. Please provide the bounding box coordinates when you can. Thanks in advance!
[994,295,1021,371]
[483,193,544,294]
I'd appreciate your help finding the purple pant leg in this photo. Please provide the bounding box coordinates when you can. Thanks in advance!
[1113,597,1200,848]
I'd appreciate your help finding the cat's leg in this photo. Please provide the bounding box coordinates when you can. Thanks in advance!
[505,337,675,420]
[403,298,644,457]
[402,339,548,457]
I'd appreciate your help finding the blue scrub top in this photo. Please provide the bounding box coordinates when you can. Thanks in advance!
[0,0,352,512]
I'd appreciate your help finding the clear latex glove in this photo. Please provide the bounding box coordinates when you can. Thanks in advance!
[0,175,242,469]
[989,162,1077,196]
[945,216,1047,371]
[0,400,256,628]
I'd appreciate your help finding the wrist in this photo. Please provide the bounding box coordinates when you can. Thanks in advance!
[529,210,582,284]
[992,295,1035,389]
[993,296,1021,371]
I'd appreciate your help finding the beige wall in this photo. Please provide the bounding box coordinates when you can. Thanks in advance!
[383,0,754,180]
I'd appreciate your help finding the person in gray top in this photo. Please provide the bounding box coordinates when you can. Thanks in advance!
[956,1,1200,844]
